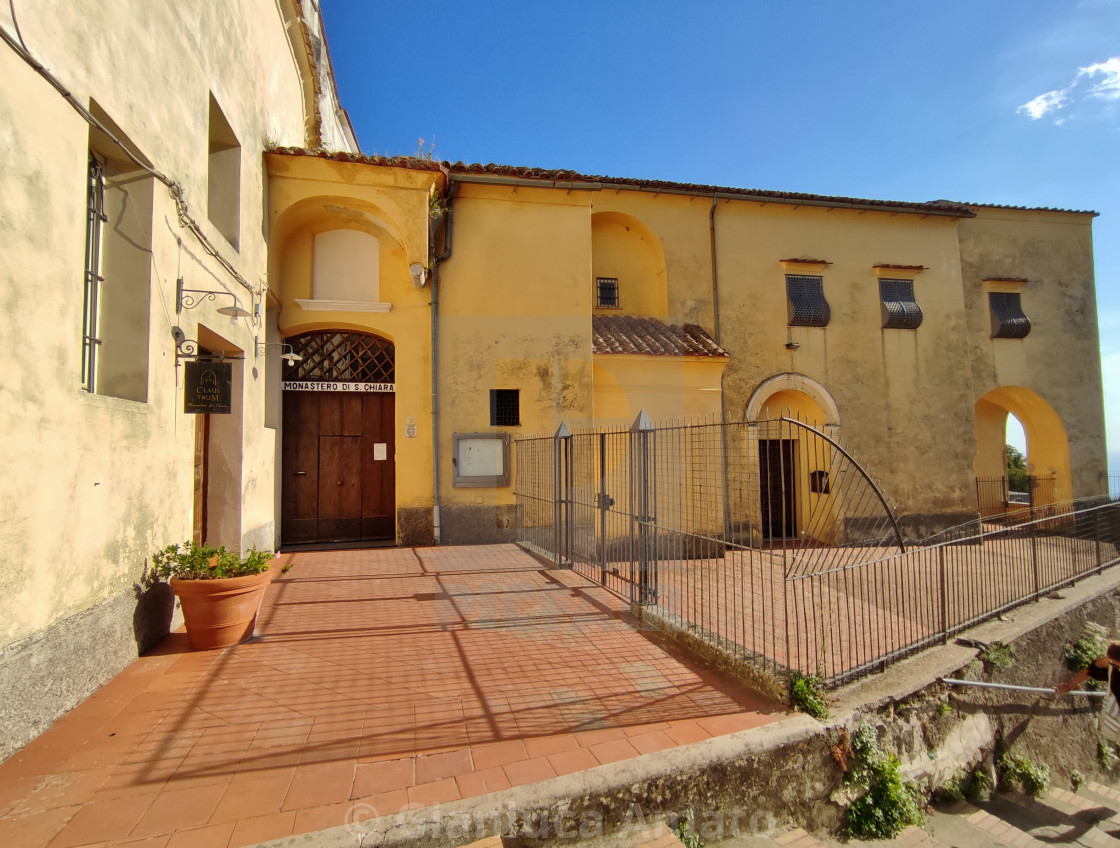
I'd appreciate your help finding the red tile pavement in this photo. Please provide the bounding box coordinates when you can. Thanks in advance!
[0,544,787,847]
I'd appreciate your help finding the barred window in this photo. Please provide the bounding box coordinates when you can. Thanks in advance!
[82,152,107,393]
[989,292,1031,339]
[786,275,830,327]
[596,277,619,308]
[490,389,520,426]
[879,279,923,330]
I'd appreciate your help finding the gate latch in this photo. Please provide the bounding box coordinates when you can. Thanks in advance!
[596,493,615,510]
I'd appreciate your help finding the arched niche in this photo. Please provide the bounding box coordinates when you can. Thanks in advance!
[974,386,1071,505]
[591,211,668,318]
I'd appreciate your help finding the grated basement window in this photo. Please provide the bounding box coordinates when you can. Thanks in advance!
[989,292,1031,339]
[786,275,831,327]
[596,277,619,308]
[879,279,923,330]
[490,389,520,426]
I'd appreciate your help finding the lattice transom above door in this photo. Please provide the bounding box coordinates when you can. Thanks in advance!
[286,332,395,383]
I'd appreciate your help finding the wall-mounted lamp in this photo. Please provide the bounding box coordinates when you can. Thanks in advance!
[176,277,252,319]
[255,337,303,365]
[409,262,428,289]
[785,341,801,351]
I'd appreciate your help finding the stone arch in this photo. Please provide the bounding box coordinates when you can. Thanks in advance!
[746,373,841,429]
[591,211,668,318]
[974,386,1072,505]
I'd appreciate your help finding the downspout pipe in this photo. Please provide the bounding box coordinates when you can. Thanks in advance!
[709,196,721,345]
[430,175,456,545]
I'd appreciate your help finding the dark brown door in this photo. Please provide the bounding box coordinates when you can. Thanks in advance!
[281,391,396,544]
[192,414,210,544]
[759,439,796,540]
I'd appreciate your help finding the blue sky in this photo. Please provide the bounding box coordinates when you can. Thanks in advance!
[320,0,1119,469]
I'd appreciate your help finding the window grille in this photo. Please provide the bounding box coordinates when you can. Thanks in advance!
[786,275,830,327]
[596,277,619,308]
[989,292,1031,339]
[490,389,520,426]
[82,152,107,392]
[879,279,923,330]
[286,332,395,383]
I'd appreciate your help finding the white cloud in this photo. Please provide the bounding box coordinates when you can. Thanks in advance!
[1018,89,1070,119]
[1017,55,1120,120]
[1079,56,1120,100]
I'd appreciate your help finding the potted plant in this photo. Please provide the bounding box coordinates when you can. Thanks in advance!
[152,540,276,650]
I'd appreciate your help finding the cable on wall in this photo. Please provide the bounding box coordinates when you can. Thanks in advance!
[0,4,255,301]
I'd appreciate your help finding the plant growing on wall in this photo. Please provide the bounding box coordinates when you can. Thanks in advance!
[1065,622,1110,671]
[790,671,830,720]
[843,723,924,840]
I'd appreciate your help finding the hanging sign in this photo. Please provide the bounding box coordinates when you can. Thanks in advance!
[282,381,395,393]
[184,360,232,414]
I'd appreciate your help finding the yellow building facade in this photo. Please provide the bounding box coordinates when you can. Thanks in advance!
[265,153,1105,547]
[0,0,354,758]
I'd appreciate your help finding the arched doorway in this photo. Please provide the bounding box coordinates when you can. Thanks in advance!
[280,331,396,544]
[974,386,1071,512]
[746,374,840,541]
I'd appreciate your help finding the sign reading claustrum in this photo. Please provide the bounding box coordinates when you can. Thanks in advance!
[282,381,395,393]
[184,360,232,414]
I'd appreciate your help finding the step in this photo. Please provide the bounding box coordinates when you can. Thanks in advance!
[1002,786,1120,848]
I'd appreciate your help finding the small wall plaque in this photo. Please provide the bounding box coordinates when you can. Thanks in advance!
[184,360,232,414]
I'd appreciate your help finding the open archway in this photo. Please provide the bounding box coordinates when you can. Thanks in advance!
[974,386,1071,512]
[745,374,841,541]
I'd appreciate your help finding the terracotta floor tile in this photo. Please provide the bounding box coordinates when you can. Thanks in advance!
[695,712,769,737]
[47,793,156,847]
[282,761,356,811]
[292,800,352,835]
[165,820,235,848]
[226,811,295,848]
[351,758,413,798]
[105,835,169,847]
[573,727,626,748]
[470,740,526,772]
[455,765,512,799]
[502,757,556,787]
[522,734,579,759]
[351,788,409,819]
[406,777,461,808]
[588,738,640,766]
[664,721,713,746]
[545,747,598,777]
[0,804,81,847]
[130,783,228,838]
[627,730,676,755]
[209,770,293,824]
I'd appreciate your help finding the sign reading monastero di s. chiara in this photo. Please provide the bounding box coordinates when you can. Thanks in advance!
[282,381,395,393]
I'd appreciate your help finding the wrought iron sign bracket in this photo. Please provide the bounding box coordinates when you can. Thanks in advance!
[176,276,252,319]
[172,326,243,363]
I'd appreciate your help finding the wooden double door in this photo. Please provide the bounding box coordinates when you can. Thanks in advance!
[281,392,396,544]
[759,438,797,540]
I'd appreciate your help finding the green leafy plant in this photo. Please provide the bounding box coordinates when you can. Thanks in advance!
[1072,769,1085,792]
[937,701,953,717]
[152,540,272,581]
[981,641,1015,669]
[1065,623,1109,671]
[672,807,704,848]
[790,671,830,720]
[997,752,1050,797]
[843,723,924,840]
[1099,739,1118,770]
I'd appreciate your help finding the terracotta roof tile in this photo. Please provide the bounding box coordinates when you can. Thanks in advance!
[591,316,728,358]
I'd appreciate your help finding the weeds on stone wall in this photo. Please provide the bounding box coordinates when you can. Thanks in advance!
[842,724,924,840]
[937,766,992,804]
[672,807,704,848]
[1098,739,1118,770]
[980,641,1015,670]
[1072,769,1085,791]
[1065,622,1110,671]
[997,751,1050,797]
[790,671,830,720]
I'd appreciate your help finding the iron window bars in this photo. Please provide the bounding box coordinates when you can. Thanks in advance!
[786,274,830,327]
[989,292,1031,339]
[490,389,520,426]
[286,332,395,383]
[596,277,620,308]
[879,279,923,330]
[82,152,107,392]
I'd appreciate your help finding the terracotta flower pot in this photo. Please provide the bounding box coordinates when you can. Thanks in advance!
[170,568,275,650]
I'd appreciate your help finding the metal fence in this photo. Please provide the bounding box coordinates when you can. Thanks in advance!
[516,412,1120,689]
[976,474,1056,519]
